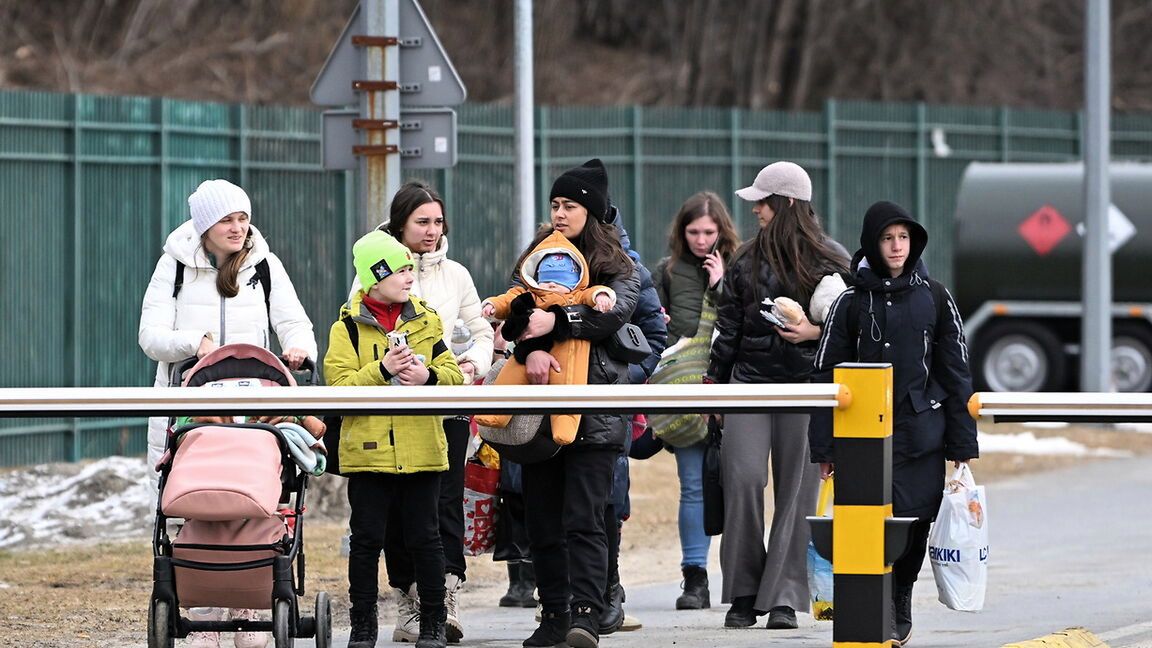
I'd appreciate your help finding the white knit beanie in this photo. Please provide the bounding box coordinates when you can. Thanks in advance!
[188,179,252,237]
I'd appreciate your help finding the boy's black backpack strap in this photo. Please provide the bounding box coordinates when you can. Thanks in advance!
[173,261,185,299]
[325,313,361,479]
[927,277,947,340]
[342,315,360,358]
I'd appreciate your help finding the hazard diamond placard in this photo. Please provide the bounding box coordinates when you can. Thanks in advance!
[1018,204,1071,256]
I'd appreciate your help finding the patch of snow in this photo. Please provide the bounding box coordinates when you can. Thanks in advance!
[0,456,155,550]
[1113,423,1152,434]
[978,430,1132,457]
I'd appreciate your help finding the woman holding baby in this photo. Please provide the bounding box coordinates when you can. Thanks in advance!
[704,161,849,630]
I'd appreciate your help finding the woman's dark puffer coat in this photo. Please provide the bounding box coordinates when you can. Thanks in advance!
[707,240,847,385]
[550,264,641,448]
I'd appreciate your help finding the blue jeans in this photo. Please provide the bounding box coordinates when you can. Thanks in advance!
[673,441,711,568]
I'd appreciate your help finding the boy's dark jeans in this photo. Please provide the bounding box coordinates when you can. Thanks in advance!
[347,470,445,608]
[384,416,471,584]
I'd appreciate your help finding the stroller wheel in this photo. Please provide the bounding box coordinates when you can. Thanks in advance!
[148,599,174,648]
[315,591,332,648]
[272,599,293,647]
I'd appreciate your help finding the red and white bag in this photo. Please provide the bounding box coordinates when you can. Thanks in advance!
[462,458,500,556]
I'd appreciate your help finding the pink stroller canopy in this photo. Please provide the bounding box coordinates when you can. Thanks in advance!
[181,343,296,388]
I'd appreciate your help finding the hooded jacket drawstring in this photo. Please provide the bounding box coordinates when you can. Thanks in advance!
[867,291,883,342]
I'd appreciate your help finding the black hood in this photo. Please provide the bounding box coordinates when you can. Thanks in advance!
[855,201,927,277]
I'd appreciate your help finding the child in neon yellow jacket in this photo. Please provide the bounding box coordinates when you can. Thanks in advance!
[323,230,462,647]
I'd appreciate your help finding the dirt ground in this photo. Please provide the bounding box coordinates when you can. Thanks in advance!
[3,422,1152,647]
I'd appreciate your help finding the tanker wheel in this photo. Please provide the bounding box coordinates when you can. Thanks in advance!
[1112,323,1152,392]
[975,321,1065,392]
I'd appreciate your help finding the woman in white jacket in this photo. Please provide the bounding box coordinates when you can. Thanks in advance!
[346,180,493,643]
[138,179,316,648]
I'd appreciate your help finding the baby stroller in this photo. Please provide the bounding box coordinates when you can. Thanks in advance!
[148,344,331,648]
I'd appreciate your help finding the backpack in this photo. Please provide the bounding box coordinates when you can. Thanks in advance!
[846,276,948,345]
[173,259,272,315]
[321,315,360,477]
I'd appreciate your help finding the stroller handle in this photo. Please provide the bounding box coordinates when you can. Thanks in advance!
[169,354,318,387]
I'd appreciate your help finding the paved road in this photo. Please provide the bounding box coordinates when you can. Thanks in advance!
[300,453,1152,647]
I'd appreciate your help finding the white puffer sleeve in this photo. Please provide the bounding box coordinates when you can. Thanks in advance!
[138,254,209,363]
[453,263,494,376]
[264,253,318,360]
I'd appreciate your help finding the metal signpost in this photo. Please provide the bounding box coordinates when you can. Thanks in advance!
[311,0,466,234]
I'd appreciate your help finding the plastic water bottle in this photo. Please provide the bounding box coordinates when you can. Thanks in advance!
[450,318,472,356]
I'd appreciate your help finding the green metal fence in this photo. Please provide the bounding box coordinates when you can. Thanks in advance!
[2,88,1150,466]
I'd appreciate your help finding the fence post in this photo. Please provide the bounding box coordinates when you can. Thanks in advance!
[809,362,915,647]
[631,105,644,248]
[71,92,84,462]
[824,99,838,238]
[536,106,550,217]
[915,103,927,226]
[999,106,1010,162]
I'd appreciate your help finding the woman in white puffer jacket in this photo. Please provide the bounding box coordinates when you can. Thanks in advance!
[138,179,317,485]
[138,179,316,648]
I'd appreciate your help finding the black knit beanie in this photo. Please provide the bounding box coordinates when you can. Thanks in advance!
[549,158,610,222]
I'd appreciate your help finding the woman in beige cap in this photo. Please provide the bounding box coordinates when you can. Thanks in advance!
[705,161,849,631]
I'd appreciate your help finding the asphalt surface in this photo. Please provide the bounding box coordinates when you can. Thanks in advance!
[299,453,1152,647]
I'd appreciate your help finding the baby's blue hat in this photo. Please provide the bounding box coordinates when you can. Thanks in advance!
[536,252,581,290]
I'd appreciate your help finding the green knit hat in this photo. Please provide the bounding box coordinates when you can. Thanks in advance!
[353,230,413,291]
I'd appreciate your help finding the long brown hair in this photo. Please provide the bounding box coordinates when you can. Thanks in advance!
[382,180,448,241]
[665,191,740,271]
[201,231,253,298]
[748,195,848,304]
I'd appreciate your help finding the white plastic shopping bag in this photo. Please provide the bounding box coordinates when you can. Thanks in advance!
[928,463,988,611]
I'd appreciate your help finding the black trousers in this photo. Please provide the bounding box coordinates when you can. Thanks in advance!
[347,470,445,610]
[384,416,470,585]
[893,518,931,586]
[604,503,620,581]
[522,445,618,615]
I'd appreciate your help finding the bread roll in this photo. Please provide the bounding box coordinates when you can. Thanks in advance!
[772,296,805,325]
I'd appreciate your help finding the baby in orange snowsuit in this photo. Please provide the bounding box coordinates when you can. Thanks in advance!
[476,230,615,444]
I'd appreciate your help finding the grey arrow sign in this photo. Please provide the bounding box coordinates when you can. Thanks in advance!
[311,0,467,108]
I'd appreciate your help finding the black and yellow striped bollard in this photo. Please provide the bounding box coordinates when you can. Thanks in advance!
[809,363,917,647]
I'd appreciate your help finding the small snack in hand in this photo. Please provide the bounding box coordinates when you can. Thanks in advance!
[772,296,805,326]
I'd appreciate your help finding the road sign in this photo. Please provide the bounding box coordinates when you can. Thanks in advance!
[311,0,467,108]
[323,108,458,170]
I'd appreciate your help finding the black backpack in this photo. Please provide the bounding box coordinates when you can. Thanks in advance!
[321,316,360,477]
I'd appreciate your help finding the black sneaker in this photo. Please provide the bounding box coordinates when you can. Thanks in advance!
[522,609,568,648]
[566,604,599,648]
[765,606,798,630]
[348,603,379,648]
[723,596,762,628]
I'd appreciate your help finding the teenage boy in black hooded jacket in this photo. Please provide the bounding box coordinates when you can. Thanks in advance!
[809,200,979,647]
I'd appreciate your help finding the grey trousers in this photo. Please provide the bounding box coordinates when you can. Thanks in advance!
[719,410,819,613]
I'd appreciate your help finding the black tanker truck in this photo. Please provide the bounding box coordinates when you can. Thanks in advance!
[954,162,1152,393]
